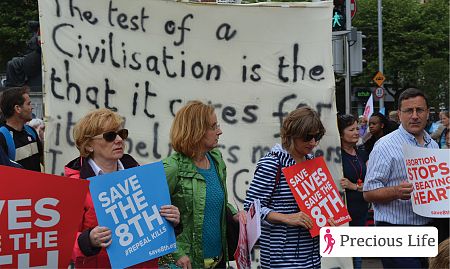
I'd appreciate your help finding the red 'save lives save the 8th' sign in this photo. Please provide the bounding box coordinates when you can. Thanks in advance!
[283,157,351,237]
[0,165,89,268]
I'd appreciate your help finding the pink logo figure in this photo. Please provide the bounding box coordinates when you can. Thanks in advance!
[323,229,336,254]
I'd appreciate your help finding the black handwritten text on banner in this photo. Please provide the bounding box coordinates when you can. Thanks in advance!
[39,0,341,205]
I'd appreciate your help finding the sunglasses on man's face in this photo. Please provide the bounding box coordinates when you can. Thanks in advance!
[304,133,323,142]
[93,129,128,142]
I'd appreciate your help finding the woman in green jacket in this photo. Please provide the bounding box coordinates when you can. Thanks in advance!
[162,101,238,269]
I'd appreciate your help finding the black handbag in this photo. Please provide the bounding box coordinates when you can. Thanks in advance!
[225,207,239,261]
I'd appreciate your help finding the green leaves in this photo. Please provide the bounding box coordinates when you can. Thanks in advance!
[352,0,449,109]
[0,0,38,72]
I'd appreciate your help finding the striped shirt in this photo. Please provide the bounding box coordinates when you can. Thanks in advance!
[0,124,42,172]
[363,124,439,225]
[244,144,320,269]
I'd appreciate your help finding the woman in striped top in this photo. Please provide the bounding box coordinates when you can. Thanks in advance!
[244,107,334,269]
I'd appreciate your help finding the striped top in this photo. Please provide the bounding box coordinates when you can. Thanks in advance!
[363,124,439,225]
[0,124,42,172]
[244,144,320,269]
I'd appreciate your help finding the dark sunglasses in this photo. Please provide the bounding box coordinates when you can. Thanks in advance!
[93,129,128,142]
[304,133,323,142]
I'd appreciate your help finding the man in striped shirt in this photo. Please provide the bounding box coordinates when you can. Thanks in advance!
[0,87,43,171]
[363,88,438,269]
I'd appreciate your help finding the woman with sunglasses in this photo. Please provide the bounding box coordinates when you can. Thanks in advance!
[337,114,369,269]
[161,101,239,269]
[64,108,180,268]
[244,107,334,269]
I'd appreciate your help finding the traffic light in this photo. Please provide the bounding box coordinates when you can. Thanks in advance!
[350,30,366,75]
[332,37,344,74]
[332,0,346,31]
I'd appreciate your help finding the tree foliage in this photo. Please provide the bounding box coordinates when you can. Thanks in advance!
[352,0,449,110]
[0,0,38,73]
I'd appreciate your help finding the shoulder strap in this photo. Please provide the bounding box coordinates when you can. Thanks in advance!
[24,125,37,140]
[0,126,15,160]
[275,164,281,186]
[272,159,282,195]
[268,153,282,205]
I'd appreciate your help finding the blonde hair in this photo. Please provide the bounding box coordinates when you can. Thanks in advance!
[73,108,124,158]
[170,101,214,159]
[429,238,449,269]
[280,106,325,153]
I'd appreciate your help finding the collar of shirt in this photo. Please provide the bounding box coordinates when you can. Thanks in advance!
[398,124,432,147]
[88,158,124,176]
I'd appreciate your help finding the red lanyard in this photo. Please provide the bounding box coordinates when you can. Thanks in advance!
[348,154,363,183]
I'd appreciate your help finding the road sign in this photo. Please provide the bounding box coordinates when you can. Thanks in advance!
[374,87,385,98]
[351,0,357,19]
[373,71,385,87]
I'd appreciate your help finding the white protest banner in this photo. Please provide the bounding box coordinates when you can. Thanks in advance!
[38,0,340,209]
[403,145,450,218]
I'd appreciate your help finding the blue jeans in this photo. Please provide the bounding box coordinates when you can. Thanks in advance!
[353,257,362,269]
[350,210,367,269]
[381,257,427,269]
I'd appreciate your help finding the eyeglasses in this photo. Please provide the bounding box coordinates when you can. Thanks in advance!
[304,133,324,142]
[209,123,221,131]
[400,108,427,116]
[92,129,128,142]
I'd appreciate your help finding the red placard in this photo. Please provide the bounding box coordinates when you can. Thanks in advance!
[0,165,89,268]
[234,213,250,269]
[282,157,351,237]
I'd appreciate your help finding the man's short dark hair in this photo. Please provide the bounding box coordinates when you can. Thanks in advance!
[0,87,29,119]
[398,88,429,110]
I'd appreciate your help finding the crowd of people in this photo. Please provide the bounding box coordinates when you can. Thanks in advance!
[0,86,449,269]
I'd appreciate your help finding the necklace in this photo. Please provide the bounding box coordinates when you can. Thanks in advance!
[342,144,356,155]
[195,155,209,169]
[347,152,363,184]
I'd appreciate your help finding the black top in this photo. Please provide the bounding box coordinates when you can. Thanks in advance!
[0,124,42,172]
[341,147,369,226]
[363,135,378,156]
[0,146,22,168]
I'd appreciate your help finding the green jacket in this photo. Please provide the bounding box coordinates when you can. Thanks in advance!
[163,149,236,268]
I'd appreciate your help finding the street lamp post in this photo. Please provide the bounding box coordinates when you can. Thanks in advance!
[378,0,384,111]
[345,0,352,114]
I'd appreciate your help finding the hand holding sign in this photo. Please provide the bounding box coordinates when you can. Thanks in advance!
[283,157,351,237]
[89,226,112,248]
[159,205,180,226]
[340,177,355,190]
[395,181,414,200]
[284,212,314,230]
